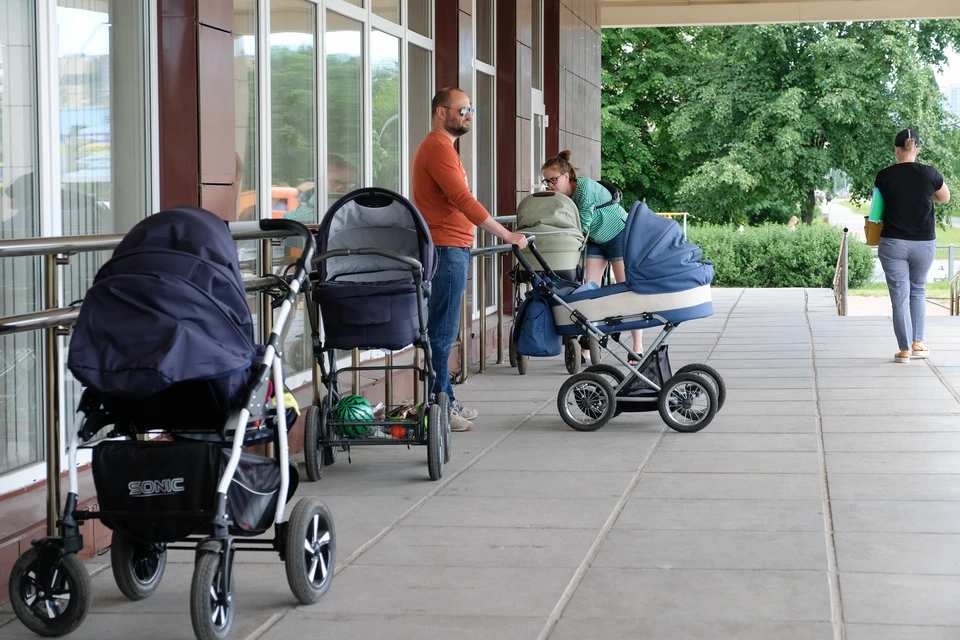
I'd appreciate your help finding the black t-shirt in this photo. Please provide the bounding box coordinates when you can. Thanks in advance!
[874,162,944,241]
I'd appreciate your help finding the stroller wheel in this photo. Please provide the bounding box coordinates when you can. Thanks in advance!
[427,403,444,480]
[9,546,92,637]
[436,392,452,463]
[285,497,336,605]
[583,364,626,416]
[564,339,581,374]
[508,335,518,368]
[111,531,167,600]
[303,405,324,482]
[517,353,528,375]
[658,373,718,433]
[589,337,602,366]
[557,372,616,432]
[675,364,726,411]
[190,549,235,640]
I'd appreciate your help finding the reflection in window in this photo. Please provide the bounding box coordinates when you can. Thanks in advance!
[271,0,316,374]
[408,0,431,38]
[56,0,153,436]
[476,0,494,66]
[407,44,431,193]
[372,0,399,24]
[0,0,43,474]
[371,30,400,193]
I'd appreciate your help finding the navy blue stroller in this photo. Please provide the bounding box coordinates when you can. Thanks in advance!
[513,202,725,433]
[304,188,451,482]
[8,208,335,640]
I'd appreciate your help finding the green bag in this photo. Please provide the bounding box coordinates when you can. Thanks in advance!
[868,187,884,222]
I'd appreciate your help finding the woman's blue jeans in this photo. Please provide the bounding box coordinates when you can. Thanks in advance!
[427,247,470,401]
[877,238,936,351]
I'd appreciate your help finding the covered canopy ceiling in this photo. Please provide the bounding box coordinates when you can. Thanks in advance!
[601,0,960,27]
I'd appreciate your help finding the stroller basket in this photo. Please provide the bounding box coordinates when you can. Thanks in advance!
[93,440,289,541]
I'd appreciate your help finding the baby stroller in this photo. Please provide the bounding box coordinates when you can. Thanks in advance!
[512,202,725,433]
[303,188,450,482]
[509,182,622,375]
[8,208,335,640]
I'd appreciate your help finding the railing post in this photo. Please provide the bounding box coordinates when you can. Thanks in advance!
[496,251,504,364]
[352,348,360,395]
[478,254,487,373]
[459,293,469,383]
[384,351,394,408]
[841,230,849,317]
[950,245,955,282]
[44,254,62,536]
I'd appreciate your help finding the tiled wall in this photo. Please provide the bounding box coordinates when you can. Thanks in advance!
[558,0,601,179]
[516,0,533,207]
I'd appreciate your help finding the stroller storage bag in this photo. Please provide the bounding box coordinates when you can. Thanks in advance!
[514,283,562,357]
[93,440,283,542]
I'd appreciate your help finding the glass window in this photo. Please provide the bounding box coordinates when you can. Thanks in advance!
[407,44,431,193]
[0,0,43,475]
[271,0,317,373]
[372,0,399,24]
[476,0,494,66]
[532,0,543,91]
[476,72,496,308]
[326,11,363,208]
[371,30,400,193]
[408,0,431,38]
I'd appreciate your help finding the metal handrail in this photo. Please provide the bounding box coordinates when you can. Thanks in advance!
[832,227,849,316]
[951,270,960,316]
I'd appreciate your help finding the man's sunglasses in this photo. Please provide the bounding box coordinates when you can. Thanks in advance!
[442,105,476,117]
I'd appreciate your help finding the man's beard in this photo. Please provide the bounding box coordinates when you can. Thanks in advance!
[444,118,470,137]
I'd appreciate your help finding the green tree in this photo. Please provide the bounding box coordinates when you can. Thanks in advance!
[602,21,960,225]
[271,46,316,188]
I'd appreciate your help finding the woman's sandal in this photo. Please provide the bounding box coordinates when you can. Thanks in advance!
[912,342,930,358]
[894,350,911,363]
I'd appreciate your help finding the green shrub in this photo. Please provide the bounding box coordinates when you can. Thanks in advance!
[688,223,874,288]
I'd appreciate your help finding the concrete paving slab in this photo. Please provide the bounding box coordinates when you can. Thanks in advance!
[593,530,827,570]
[822,415,960,432]
[818,375,946,389]
[563,568,831,622]
[438,470,633,499]
[827,473,960,501]
[634,472,822,500]
[616,498,825,532]
[699,415,817,433]
[841,572,960,626]
[259,612,545,640]
[817,386,955,401]
[725,388,815,402]
[835,532,960,574]
[469,440,659,472]
[551,619,835,640]
[647,451,820,474]
[401,495,620,530]
[824,433,960,452]
[352,525,596,568]
[721,376,815,389]
[844,624,960,640]
[819,399,960,415]
[832,500,960,533]
[659,433,818,452]
[305,565,572,618]
[826,452,960,474]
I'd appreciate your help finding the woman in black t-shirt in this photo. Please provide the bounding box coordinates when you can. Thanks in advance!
[874,128,950,363]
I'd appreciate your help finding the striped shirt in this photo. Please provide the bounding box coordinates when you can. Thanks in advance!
[571,176,627,244]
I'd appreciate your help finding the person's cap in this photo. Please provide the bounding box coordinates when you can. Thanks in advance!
[895,128,921,148]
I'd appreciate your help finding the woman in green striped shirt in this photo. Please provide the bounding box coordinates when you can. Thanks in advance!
[541,150,642,364]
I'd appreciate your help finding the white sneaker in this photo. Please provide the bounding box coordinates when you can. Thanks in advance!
[450,413,474,432]
[453,400,478,421]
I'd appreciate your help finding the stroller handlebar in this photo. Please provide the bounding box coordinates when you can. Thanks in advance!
[313,247,424,275]
[256,219,317,270]
[512,237,555,279]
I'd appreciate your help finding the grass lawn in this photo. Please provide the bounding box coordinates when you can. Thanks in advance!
[850,280,953,300]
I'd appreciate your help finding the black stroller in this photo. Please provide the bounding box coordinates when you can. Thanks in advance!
[7,208,335,640]
[303,188,451,482]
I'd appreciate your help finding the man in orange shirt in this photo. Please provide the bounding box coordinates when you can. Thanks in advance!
[412,88,528,432]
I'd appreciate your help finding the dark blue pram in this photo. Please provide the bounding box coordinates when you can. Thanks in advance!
[304,188,451,482]
[8,208,336,640]
[513,202,726,433]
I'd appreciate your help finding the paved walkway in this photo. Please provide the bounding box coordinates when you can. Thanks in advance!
[3,288,960,640]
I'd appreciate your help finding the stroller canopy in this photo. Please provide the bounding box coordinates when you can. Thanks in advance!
[515,191,584,274]
[623,202,714,294]
[317,188,436,284]
[68,207,256,399]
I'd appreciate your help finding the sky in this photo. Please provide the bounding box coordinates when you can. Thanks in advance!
[935,48,960,88]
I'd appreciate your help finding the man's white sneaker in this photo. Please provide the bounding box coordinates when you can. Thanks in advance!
[450,413,474,432]
[453,400,478,421]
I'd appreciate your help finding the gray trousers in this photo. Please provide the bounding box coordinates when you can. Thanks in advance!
[877,237,936,351]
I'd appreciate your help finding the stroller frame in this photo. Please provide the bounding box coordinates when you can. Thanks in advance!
[304,248,450,482]
[513,239,724,433]
[9,219,336,640]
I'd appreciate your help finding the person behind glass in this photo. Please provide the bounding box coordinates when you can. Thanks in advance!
[875,128,950,363]
[412,87,529,432]
[540,151,643,365]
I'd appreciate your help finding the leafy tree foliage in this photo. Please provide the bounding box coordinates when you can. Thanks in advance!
[602,21,960,225]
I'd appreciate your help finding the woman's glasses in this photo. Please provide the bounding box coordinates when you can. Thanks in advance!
[541,175,562,187]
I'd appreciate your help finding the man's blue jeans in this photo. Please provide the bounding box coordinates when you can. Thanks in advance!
[878,237,936,351]
[428,246,470,402]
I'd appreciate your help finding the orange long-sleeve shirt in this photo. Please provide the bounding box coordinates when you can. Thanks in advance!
[411,130,490,247]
